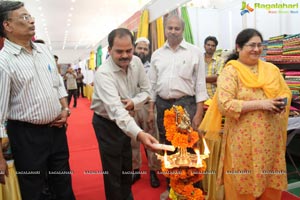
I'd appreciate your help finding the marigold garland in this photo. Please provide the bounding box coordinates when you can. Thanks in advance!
[161,161,206,200]
[161,105,206,200]
[164,106,199,148]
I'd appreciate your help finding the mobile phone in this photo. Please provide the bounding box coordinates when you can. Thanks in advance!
[282,97,288,106]
[276,97,287,109]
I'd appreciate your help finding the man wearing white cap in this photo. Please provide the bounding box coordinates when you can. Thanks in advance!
[130,37,161,188]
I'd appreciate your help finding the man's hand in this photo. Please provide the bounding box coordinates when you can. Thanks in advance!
[192,114,202,131]
[0,157,8,184]
[50,111,68,128]
[121,99,134,111]
[137,131,159,151]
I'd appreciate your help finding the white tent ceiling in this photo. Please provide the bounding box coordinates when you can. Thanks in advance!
[24,0,153,50]
[22,0,152,63]
[20,0,230,63]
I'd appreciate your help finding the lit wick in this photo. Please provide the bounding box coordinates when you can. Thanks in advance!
[163,150,171,168]
[194,148,203,167]
[202,138,210,156]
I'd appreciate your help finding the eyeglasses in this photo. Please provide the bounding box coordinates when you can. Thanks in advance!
[244,43,263,50]
[8,15,34,22]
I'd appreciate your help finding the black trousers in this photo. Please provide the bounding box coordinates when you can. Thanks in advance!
[68,89,77,107]
[6,120,75,200]
[92,114,133,200]
[77,82,84,97]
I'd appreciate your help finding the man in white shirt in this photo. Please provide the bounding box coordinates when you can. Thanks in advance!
[91,28,159,200]
[0,1,74,199]
[148,15,208,200]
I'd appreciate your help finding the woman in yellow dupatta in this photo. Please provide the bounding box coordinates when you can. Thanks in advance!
[199,28,291,200]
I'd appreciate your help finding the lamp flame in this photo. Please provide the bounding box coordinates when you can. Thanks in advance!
[163,150,171,168]
[202,137,210,156]
[194,148,203,167]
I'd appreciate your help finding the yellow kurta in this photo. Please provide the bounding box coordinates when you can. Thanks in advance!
[216,63,289,197]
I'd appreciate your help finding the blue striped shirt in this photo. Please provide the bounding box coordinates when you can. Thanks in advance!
[0,39,67,137]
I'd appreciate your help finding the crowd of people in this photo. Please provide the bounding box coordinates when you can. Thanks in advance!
[0,1,292,200]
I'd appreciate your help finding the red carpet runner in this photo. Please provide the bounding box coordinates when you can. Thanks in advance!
[66,97,166,200]
[66,97,298,200]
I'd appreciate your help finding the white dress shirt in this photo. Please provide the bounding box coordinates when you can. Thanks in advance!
[90,55,151,140]
[149,40,208,103]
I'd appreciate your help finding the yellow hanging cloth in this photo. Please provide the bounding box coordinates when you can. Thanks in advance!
[156,17,165,48]
[89,50,96,70]
[137,10,149,38]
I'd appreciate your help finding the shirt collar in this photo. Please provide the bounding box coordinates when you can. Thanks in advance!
[3,39,42,55]
[204,53,219,61]
[164,39,188,50]
[212,54,220,61]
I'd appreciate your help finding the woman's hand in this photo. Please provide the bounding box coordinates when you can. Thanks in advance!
[261,97,286,113]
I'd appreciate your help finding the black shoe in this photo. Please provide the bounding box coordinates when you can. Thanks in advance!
[150,170,160,188]
[132,169,141,184]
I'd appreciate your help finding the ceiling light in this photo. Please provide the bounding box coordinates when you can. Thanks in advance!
[68,13,72,17]
[38,6,42,10]
[70,7,74,11]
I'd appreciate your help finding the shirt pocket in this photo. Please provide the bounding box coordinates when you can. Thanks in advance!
[177,58,196,80]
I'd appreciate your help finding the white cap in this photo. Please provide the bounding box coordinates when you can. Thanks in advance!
[135,37,150,45]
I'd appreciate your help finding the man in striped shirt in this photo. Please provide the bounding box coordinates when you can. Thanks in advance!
[204,36,224,99]
[0,1,75,200]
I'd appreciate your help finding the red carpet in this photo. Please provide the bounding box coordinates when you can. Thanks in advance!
[66,97,166,200]
[66,97,299,200]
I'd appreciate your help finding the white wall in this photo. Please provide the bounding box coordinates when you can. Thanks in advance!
[188,8,219,49]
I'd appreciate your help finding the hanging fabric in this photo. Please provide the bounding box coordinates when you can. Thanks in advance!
[96,45,102,68]
[150,21,157,52]
[156,17,165,48]
[181,6,194,44]
[89,51,96,70]
[137,10,149,38]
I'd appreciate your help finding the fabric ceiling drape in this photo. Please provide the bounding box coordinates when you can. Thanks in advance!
[181,6,194,44]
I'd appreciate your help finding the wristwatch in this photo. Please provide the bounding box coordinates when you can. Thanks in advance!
[62,107,71,116]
